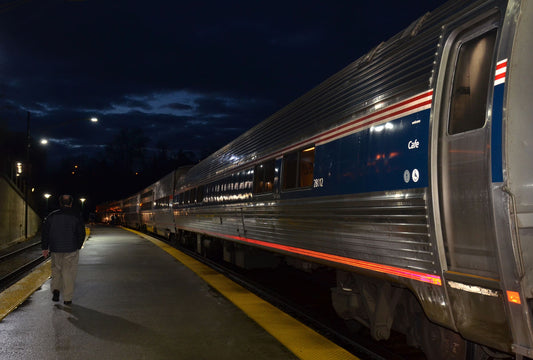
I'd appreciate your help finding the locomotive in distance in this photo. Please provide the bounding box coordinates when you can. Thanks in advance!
[97,0,533,359]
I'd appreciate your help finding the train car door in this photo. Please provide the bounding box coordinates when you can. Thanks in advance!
[436,14,500,279]
[432,10,514,349]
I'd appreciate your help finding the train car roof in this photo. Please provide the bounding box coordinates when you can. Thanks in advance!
[178,0,465,188]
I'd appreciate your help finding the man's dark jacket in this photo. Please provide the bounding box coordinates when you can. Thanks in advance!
[41,207,85,253]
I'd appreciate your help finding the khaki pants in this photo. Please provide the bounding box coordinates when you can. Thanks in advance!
[51,251,79,302]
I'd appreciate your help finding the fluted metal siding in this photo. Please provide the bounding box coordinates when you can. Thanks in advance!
[175,188,435,273]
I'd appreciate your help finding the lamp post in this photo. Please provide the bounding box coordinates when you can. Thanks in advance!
[24,112,30,239]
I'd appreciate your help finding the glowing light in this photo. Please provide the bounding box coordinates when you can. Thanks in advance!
[90,117,98,122]
[40,138,48,145]
[507,291,521,304]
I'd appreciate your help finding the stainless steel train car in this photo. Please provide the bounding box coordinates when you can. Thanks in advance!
[98,0,533,358]
[121,166,191,233]
[122,193,140,229]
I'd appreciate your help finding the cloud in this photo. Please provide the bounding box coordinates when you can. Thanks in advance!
[0,0,449,166]
[165,102,193,111]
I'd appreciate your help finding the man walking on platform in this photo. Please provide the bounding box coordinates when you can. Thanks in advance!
[41,194,85,305]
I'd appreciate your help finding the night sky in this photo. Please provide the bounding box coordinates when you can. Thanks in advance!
[1,0,450,209]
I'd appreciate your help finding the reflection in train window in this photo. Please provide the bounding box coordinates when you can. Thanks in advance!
[154,196,170,209]
[299,147,315,187]
[140,190,153,210]
[282,146,315,190]
[449,29,497,134]
[253,159,275,193]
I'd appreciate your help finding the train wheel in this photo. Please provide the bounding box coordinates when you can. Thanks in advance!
[168,233,176,246]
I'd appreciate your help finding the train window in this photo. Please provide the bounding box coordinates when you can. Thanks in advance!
[299,147,315,187]
[155,196,170,209]
[448,29,497,134]
[282,146,315,190]
[196,186,204,203]
[140,201,152,211]
[283,152,298,189]
[253,160,275,193]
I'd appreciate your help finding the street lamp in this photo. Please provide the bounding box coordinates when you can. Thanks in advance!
[44,193,51,212]
[80,197,86,220]
[39,116,99,145]
[24,113,100,239]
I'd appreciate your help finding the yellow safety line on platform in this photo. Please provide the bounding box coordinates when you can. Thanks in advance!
[127,228,359,360]
[0,260,51,321]
[0,227,91,322]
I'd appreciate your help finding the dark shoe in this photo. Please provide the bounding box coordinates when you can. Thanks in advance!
[63,301,72,305]
[52,290,60,302]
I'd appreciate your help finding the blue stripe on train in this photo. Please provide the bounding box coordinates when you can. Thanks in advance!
[491,84,504,183]
[312,109,430,197]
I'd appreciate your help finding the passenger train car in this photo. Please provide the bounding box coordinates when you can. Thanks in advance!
[97,0,533,358]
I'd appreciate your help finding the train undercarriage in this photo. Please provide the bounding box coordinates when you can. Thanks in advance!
[170,229,510,360]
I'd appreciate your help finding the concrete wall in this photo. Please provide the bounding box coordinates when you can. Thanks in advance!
[0,175,41,249]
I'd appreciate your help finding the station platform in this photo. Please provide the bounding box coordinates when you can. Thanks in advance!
[0,225,357,360]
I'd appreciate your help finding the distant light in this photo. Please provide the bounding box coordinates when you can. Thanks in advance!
[90,117,98,123]
[44,193,51,199]
[40,138,48,145]
[80,198,86,203]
